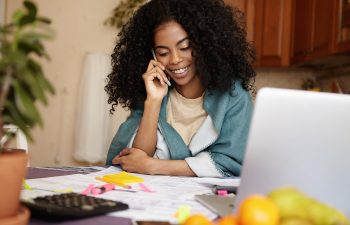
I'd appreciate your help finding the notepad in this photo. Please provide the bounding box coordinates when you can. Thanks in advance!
[98,171,144,185]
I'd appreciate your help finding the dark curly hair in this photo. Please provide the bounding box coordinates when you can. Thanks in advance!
[105,0,256,112]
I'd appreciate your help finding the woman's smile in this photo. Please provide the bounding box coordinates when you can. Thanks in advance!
[168,65,190,79]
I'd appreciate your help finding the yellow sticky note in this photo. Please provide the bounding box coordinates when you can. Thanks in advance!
[101,171,144,184]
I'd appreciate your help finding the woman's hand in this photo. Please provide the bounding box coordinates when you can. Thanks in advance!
[112,148,155,174]
[142,60,169,101]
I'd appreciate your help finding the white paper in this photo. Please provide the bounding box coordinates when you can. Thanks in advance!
[22,167,240,223]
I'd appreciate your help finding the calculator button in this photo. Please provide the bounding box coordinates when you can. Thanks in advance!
[81,205,94,211]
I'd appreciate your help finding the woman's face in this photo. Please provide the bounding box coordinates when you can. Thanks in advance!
[153,21,198,90]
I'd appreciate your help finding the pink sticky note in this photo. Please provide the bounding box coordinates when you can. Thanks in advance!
[139,183,154,193]
[81,184,94,195]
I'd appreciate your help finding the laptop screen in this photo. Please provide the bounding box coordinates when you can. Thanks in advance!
[234,88,350,218]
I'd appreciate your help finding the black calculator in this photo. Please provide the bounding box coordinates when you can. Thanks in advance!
[22,192,129,221]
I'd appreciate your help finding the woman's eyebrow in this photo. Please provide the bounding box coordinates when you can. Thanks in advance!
[155,37,190,50]
[176,37,190,46]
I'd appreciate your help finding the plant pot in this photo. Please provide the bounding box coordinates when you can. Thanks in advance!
[0,206,30,225]
[0,149,28,220]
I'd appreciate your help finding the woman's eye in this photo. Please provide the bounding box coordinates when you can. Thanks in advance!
[158,52,169,57]
[180,46,191,51]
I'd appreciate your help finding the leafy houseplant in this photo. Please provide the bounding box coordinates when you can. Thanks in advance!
[0,0,54,223]
[104,0,147,29]
[0,0,54,147]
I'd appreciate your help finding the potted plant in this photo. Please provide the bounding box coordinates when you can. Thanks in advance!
[0,0,54,223]
[104,0,147,29]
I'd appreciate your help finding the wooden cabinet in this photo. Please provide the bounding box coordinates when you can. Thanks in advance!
[253,0,293,67]
[225,0,293,67]
[333,0,350,53]
[291,0,335,64]
[224,0,345,68]
[291,0,314,63]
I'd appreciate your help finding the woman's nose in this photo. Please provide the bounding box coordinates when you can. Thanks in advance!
[170,51,183,64]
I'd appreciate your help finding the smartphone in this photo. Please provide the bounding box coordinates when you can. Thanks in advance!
[151,49,171,86]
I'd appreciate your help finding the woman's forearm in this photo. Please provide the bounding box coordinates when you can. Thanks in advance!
[132,99,162,156]
[148,158,197,176]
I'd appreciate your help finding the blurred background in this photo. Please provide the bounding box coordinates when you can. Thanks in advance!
[1,0,349,167]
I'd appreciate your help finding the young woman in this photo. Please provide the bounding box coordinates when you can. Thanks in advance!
[105,0,256,177]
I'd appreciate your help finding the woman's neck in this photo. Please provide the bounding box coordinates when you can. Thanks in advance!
[174,77,204,99]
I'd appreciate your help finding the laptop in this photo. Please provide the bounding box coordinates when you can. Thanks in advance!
[233,88,350,218]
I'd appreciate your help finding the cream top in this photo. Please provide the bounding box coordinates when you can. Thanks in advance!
[166,89,208,145]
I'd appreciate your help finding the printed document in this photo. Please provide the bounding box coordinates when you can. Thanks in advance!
[22,166,240,223]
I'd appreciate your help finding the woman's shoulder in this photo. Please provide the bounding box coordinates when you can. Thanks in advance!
[204,81,251,114]
[218,81,252,103]
[221,81,253,114]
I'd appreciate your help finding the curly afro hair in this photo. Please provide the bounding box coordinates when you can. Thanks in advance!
[105,0,256,112]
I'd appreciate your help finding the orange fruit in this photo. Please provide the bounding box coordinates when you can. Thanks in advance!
[238,194,279,225]
[183,214,213,225]
[216,215,238,225]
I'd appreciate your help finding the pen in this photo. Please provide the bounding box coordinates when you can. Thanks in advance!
[152,49,171,86]
[96,176,132,189]
[139,183,154,193]
[92,183,115,195]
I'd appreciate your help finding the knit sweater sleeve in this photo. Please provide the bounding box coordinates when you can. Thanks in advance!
[105,110,142,165]
[207,89,253,176]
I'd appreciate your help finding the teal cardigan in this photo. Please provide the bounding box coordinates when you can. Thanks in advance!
[106,82,253,177]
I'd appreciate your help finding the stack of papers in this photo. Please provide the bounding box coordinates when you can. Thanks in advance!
[22,166,240,223]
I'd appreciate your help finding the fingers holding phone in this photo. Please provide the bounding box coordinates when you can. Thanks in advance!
[142,59,169,100]
[143,61,168,85]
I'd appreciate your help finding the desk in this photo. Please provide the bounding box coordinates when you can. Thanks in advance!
[26,168,132,225]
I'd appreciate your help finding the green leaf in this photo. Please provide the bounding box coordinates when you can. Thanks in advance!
[19,15,36,27]
[18,39,45,56]
[20,31,52,42]
[22,70,48,104]
[8,52,28,72]
[24,59,54,104]
[26,59,54,95]
[12,10,25,25]
[12,79,43,126]
[19,1,38,27]
[37,17,51,24]
[24,1,38,17]
[23,0,38,19]
[16,30,52,58]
